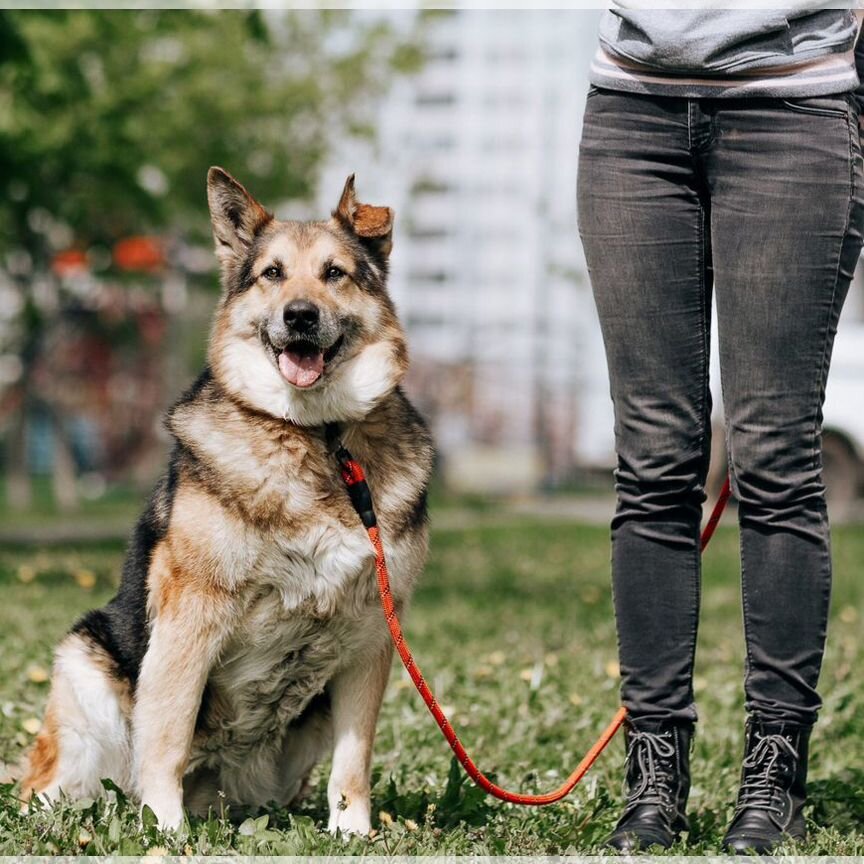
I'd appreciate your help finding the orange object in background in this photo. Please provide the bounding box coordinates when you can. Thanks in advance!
[113,236,164,272]
[51,249,89,277]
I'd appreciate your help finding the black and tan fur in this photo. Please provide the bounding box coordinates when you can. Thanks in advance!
[21,168,434,835]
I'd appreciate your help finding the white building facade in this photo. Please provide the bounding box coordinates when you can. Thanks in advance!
[321,10,613,489]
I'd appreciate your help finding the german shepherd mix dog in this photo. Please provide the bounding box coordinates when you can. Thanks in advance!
[21,169,433,835]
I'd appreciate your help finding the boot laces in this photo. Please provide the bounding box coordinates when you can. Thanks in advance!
[736,731,798,816]
[623,729,678,812]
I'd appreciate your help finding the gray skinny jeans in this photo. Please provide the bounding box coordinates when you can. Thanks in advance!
[577,88,864,726]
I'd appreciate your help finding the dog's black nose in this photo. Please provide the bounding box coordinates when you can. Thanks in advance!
[283,300,320,333]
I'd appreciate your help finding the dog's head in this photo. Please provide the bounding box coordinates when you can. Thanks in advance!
[206,167,407,426]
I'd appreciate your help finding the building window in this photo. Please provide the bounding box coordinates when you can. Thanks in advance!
[411,177,451,195]
[408,226,450,240]
[408,270,449,283]
[416,92,456,107]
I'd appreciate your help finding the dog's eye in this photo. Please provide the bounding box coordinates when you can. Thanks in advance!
[325,265,345,282]
[262,265,282,281]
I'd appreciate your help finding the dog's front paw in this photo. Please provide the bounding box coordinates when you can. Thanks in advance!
[141,795,185,833]
[327,792,371,837]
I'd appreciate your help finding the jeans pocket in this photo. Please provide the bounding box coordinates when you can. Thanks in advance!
[780,94,850,118]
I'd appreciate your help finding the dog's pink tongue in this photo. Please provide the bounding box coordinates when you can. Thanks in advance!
[279,349,324,388]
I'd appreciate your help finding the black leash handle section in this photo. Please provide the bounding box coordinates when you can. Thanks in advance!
[338,451,377,529]
[325,421,378,529]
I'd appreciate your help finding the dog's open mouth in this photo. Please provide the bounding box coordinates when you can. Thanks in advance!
[277,336,343,389]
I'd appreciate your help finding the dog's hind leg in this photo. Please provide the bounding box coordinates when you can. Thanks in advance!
[277,699,333,807]
[208,702,333,816]
[21,633,133,805]
[183,765,227,819]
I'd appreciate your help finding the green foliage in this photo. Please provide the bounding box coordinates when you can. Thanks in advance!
[0,9,414,259]
[0,516,862,853]
[0,10,420,508]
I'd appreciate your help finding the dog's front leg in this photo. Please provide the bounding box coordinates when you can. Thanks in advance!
[327,641,392,836]
[133,578,234,831]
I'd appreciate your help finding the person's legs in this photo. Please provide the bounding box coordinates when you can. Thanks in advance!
[578,90,712,725]
[706,92,864,851]
[577,89,712,851]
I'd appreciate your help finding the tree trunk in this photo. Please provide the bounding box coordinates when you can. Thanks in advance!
[51,413,78,511]
[5,407,32,511]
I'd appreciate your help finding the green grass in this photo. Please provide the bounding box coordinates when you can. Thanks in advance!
[0,516,862,855]
[0,477,144,531]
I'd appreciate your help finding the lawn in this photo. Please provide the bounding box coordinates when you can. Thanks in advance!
[0,512,862,855]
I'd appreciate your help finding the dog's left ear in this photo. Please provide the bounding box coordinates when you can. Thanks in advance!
[207,167,272,267]
[335,174,394,259]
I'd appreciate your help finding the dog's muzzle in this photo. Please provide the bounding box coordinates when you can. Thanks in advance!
[264,306,344,389]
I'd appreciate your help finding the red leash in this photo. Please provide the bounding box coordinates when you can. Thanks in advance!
[701,475,732,551]
[333,432,732,805]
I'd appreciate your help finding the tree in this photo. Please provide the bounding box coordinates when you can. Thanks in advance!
[0,9,421,509]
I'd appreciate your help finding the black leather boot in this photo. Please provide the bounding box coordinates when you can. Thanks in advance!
[723,718,812,854]
[604,719,693,852]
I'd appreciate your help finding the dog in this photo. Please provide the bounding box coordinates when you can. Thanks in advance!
[21,167,434,835]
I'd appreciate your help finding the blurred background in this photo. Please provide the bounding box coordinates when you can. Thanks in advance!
[2,7,864,540]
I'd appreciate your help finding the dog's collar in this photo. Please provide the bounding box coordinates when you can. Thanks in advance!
[324,421,343,454]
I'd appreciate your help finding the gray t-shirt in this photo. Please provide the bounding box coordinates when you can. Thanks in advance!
[591,8,864,101]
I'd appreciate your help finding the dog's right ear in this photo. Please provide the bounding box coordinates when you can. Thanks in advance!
[335,174,394,260]
[207,167,272,266]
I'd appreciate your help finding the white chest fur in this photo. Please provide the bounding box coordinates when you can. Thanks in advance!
[255,520,376,616]
[190,518,383,766]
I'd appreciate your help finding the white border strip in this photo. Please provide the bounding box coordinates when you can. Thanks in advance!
[0,1,861,9]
